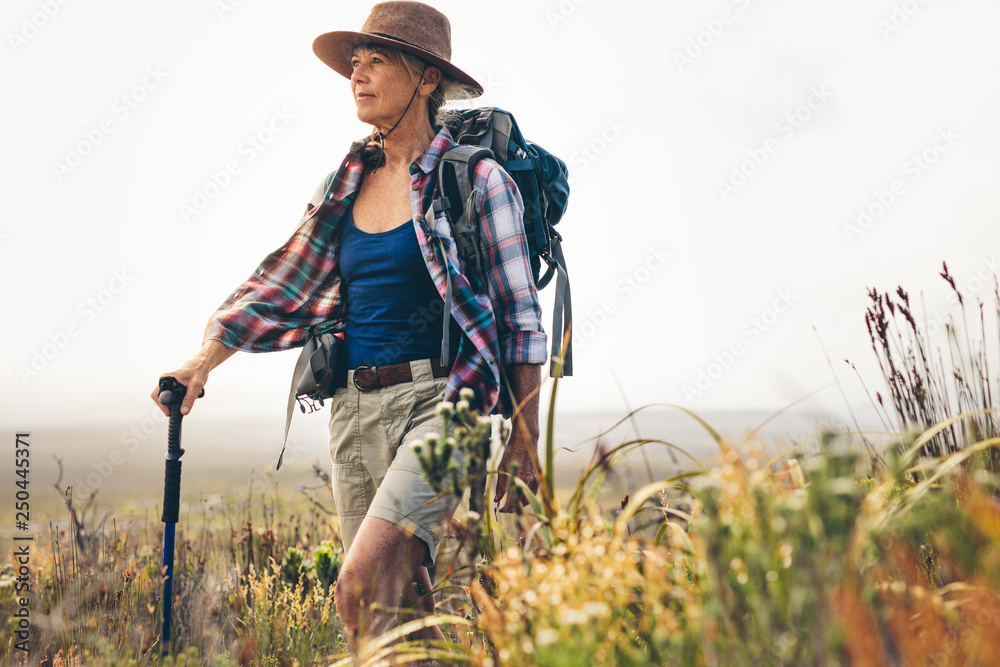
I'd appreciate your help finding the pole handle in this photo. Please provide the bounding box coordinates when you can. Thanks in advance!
[157,377,203,523]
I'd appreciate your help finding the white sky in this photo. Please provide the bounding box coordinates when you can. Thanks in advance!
[3,0,1000,433]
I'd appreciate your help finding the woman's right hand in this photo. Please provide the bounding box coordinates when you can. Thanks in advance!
[151,340,236,417]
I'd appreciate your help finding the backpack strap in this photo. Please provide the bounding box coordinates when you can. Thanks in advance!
[436,145,494,286]
[436,143,573,379]
[422,197,456,363]
[433,146,492,364]
[457,108,500,153]
[278,333,319,469]
[278,325,344,469]
[546,236,573,377]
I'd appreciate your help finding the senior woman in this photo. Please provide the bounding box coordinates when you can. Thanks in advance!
[152,0,547,649]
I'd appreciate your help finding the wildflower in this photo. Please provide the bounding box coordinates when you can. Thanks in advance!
[557,607,589,625]
[582,601,610,618]
[536,628,559,646]
[778,542,794,568]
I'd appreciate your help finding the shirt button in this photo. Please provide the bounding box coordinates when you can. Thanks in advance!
[465,324,473,331]
[426,254,434,261]
[411,184,419,191]
[415,214,423,223]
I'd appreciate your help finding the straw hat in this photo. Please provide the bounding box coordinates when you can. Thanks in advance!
[313,1,483,96]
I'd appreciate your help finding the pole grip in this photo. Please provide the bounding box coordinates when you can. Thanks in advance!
[158,377,200,524]
[161,457,183,524]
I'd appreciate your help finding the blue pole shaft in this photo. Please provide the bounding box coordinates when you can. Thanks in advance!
[158,386,187,658]
[161,523,176,657]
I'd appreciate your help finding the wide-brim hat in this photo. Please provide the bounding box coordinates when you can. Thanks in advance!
[313,1,483,97]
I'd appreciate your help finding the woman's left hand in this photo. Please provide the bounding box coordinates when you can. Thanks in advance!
[493,431,540,513]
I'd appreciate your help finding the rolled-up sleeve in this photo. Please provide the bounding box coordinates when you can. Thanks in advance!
[474,161,548,365]
[202,173,345,352]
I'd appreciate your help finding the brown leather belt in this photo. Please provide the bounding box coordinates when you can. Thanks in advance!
[351,358,450,392]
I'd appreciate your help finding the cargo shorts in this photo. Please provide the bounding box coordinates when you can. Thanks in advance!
[327,358,466,568]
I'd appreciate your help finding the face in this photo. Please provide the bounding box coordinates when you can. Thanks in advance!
[350,46,422,130]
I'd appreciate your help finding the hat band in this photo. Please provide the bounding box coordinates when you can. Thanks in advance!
[367,32,419,48]
[366,31,447,61]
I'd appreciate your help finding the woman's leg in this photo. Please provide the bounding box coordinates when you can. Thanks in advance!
[335,515,443,650]
[401,564,447,643]
[332,362,460,649]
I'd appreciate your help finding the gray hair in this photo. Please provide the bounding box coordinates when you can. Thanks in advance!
[395,49,479,129]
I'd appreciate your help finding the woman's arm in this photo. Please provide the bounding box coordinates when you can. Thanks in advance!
[151,172,339,417]
[473,160,549,367]
[493,362,544,512]
[471,160,549,511]
[150,339,236,417]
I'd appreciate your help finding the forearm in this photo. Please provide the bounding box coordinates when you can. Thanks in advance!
[193,338,237,372]
[508,362,542,446]
[493,362,543,510]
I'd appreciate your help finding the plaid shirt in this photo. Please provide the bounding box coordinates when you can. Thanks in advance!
[203,126,548,414]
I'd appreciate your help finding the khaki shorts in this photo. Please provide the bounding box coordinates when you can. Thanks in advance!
[327,358,465,568]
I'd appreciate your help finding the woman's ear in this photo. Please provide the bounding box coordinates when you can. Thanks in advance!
[421,66,442,95]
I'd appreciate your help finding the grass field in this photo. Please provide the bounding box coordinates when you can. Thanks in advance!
[3,266,999,665]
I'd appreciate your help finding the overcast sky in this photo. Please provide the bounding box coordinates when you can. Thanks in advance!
[4,0,1000,436]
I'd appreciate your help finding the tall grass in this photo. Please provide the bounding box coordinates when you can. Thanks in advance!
[0,470,347,665]
[864,262,1000,465]
[3,263,1000,665]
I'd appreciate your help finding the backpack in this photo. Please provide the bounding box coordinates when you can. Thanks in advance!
[431,107,573,417]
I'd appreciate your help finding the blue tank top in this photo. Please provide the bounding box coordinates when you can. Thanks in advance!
[339,208,459,368]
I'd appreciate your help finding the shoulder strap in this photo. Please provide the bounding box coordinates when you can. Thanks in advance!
[435,143,573,378]
[278,334,320,469]
[547,238,573,377]
[433,146,494,363]
[278,328,345,469]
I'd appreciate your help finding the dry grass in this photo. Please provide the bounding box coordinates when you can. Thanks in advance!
[3,265,1000,665]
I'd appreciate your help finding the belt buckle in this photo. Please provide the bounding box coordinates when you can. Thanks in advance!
[352,365,374,392]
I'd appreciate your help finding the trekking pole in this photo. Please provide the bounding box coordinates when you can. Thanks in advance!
[156,376,203,657]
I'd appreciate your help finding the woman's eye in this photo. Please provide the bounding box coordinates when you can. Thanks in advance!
[372,57,383,64]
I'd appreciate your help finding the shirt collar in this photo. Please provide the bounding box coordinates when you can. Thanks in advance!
[343,125,456,181]
[409,125,457,176]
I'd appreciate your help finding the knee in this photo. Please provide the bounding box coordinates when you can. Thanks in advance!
[334,566,366,628]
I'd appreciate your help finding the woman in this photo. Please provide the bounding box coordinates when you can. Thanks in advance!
[151,1,547,649]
